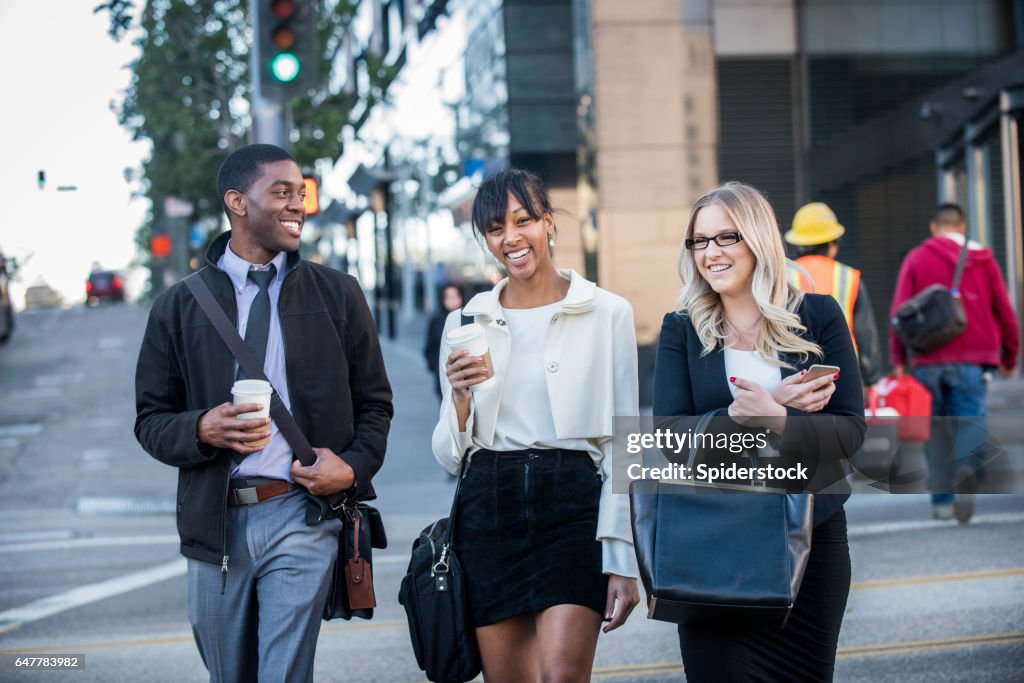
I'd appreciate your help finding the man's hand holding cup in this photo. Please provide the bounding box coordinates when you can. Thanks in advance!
[196,402,271,454]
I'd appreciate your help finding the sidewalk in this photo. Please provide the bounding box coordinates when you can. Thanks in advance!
[986,374,1024,415]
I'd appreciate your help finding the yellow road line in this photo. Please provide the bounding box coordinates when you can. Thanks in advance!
[836,632,1024,659]
[592,662,682,679]
[852,566,1024,591]
[0,619,409,654]
[321,619,408,635]
[587,632,1024,680]
[1,570,1021,661]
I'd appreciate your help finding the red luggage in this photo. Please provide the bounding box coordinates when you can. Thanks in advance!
[869,375,932,442]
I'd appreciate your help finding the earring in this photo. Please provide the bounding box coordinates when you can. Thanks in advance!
[548,234,556,248]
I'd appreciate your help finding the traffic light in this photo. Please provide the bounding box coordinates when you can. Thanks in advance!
[258,0,319,97]
[302,176,319,215]
[150,234,172,259]
[37,170,45,190]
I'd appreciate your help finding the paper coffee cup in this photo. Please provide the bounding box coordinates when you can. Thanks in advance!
[231,379,272,448]
[446,323,496,391]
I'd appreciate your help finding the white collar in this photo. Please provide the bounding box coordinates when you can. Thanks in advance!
[463,269,598,321]
[938,232,981,250]
[222,241,286,294]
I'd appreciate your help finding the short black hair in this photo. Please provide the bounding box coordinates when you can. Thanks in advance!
[440,283,463,298]
[932,202,965,228]
[217,144,296,217]
[796,241,837,257]
[471,168,553,237]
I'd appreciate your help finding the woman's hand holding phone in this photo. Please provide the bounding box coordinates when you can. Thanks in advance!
[771,364,839,413]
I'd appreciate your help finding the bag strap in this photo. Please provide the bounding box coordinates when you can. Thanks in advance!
[184,273,317,468]
[685,411,772,484]
[685,412,717,470]
[950,238,970,292]
[441,456,470,546]
[184,273,349,506]
[350,513,361,562]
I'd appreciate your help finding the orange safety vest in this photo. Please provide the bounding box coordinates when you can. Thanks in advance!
[789,255,860,353]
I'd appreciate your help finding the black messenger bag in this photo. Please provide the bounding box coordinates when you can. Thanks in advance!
[398,458,481,682]
[892,239,969,355]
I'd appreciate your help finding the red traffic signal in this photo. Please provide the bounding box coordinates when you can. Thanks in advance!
[270,0,295,19]
[151,234,172,259]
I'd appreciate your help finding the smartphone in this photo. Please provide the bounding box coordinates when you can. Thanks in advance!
[801,364,840,383]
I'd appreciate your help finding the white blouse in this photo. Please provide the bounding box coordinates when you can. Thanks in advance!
[724,347,783,464]
[724,347,782,393]
[490,302,592,454]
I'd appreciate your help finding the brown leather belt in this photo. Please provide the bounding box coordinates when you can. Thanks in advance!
[228,478,294,506]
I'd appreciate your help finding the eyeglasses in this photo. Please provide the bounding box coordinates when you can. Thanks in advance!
[684,232,744,250]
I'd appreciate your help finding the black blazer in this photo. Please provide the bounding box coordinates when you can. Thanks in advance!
[653,293,866,525]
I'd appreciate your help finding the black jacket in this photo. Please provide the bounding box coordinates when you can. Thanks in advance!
[135,232,393,565]
[653,293,866,526]
[424,311,447,373]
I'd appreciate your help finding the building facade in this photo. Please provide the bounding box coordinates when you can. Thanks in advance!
[321,0,1024,386]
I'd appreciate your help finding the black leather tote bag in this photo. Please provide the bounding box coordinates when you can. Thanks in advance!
[630,413,814,628]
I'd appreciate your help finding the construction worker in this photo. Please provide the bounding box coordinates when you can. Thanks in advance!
[785,202,883,387]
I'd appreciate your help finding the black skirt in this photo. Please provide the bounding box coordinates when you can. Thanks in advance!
[454,448,609,627]
[677,508,852,682]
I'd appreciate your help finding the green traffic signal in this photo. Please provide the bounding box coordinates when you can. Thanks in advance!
[258,0,317,94]
[270,53,300,82]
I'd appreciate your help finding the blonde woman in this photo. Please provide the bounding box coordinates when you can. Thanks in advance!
[433,168,640,682]
[653,182,865,681]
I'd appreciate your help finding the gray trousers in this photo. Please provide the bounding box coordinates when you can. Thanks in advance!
[187,489,342,683]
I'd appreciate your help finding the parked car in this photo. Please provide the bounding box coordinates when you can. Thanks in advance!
[24,283,64,309]
[0,247,13,343]
[86,269,125,305]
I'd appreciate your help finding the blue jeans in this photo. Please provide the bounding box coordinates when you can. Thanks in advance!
[913,364,988,506]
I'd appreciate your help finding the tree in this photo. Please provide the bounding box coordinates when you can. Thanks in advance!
[96,0,391,293]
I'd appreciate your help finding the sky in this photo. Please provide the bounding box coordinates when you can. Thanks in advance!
[0,0,150,307]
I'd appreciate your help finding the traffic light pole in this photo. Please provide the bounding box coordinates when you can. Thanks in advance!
[249,0,286,147]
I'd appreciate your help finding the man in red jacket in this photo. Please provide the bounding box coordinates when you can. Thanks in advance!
[890,203,1019,523]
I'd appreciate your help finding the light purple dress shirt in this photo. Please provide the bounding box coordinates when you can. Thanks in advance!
[218,242,294,481]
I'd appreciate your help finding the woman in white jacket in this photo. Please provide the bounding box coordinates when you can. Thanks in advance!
[433,168,640,682]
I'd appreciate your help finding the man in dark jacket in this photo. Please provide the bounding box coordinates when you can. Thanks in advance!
[890,203,1018,523]
[135,144,393,682]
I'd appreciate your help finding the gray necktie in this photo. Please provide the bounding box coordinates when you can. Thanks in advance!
[237,265,276,380]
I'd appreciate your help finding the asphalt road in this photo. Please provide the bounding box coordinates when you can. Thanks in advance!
[0,302,1021,682]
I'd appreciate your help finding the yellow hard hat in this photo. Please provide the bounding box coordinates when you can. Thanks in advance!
[785,203,845,246]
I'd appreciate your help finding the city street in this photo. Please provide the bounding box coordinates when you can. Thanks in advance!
[0,302,1021,682]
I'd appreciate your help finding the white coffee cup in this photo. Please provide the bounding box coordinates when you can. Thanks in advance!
[231,379,273,448]
[446,323,496,392]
